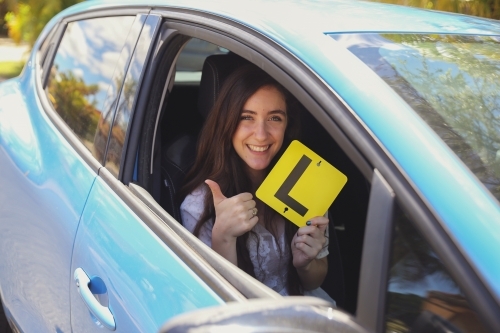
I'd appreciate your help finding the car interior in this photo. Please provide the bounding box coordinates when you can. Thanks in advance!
[134,36,371,314]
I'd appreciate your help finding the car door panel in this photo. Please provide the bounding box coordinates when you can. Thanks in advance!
[0,78,97,332]
[70,172,224,332]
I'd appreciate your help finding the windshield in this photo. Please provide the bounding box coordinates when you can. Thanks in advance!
[330,33,500,202]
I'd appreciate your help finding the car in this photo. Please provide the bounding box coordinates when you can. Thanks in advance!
[1,0,499,332]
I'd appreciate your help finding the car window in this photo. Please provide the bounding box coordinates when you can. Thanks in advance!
[330,33,500,203]
[174,38,228,85]
[46,16,135,160]
[146,33,370,308]
[385,204,488,333]
[159,38,228,155]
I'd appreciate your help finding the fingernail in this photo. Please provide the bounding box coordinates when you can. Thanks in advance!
[306,221,311,226]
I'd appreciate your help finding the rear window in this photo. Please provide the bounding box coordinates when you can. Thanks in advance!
[330,33,500,202]
[46,16,135,158]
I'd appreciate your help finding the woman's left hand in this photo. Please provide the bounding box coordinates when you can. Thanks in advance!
[291,216,329,269]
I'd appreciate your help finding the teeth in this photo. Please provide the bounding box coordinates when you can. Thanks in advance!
[248,145,270,152]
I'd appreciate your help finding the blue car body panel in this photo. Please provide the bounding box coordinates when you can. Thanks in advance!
[0,73,96,331]
[70,176,223,332]
[0,9,223,332]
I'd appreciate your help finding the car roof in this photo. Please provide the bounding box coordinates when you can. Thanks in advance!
[78,0,500,35]
[57,0,500,304]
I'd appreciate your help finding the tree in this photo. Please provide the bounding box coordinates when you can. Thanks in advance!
[380,34,500,199]
[0,0,15,36]
[48,67,100,143]
[373,0,500,20]
[4,0,83,45]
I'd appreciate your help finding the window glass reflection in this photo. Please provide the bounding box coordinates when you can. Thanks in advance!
[330,33,500,202]
[46,16,135,158]
[104,19,156,177]
[385,205,488,333]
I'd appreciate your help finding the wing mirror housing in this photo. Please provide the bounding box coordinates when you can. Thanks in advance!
[159,296,370,333]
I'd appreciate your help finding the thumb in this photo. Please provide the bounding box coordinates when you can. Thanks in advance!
[205,179,227,205]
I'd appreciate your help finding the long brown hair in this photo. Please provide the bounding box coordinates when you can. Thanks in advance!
[179,63,302,294]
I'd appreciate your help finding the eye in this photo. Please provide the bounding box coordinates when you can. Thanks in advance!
[269,115,283,121]
[240,115,253,121]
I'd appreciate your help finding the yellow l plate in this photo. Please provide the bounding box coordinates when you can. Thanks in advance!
[256,140,348,227]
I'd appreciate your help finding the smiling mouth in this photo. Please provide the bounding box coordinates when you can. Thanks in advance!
[247,144,271,152]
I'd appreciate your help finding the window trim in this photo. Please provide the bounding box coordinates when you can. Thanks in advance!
[101,13,154,171]
[356,169,395,333]
[60,7,150,24]
[41,21,66,90]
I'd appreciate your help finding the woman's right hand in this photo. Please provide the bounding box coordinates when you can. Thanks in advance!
[205,179,259,243]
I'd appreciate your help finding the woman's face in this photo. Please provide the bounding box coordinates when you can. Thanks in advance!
[232,85,287,181]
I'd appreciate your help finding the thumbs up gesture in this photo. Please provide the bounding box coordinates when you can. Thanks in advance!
[205,179,259,243]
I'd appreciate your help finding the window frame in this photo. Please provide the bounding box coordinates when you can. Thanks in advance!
[356,169,395,333]
[103,14,162,177]
[126,8,377,304]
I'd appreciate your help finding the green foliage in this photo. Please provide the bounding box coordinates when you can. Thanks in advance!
[372,0,500,20]
[48,69,100,142]
[380,34,500,199]
[4,0,84,45]
[4,3,30,43]
[0,60,24,78]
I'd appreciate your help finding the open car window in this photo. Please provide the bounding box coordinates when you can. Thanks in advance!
[175,38,228,85]
[129,26,371,312]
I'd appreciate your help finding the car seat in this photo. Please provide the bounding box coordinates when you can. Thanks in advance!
[160,53,249,221]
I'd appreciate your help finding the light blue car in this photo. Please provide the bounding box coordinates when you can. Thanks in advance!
[1,0,499,332]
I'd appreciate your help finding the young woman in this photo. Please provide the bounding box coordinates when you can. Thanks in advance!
[179,63,330,298]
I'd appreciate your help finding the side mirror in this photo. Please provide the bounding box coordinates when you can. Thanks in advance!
[159,296,370,333]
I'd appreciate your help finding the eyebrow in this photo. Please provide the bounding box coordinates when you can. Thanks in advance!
[241,110,287,116]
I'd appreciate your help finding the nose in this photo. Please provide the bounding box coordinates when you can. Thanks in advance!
[253,120,269,141]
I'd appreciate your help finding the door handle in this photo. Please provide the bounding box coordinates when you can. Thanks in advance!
[74,267,116,331]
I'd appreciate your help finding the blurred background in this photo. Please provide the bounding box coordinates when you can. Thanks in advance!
[0,0,499,80]
[371,0,500,19]
[0,0,83,81]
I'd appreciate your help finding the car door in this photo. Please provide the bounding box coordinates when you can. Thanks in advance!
[0,10,139,333]
[67,13,254,333]
[139,10,499,333]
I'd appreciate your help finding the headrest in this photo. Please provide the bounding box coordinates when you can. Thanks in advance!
[197,53,249,119]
